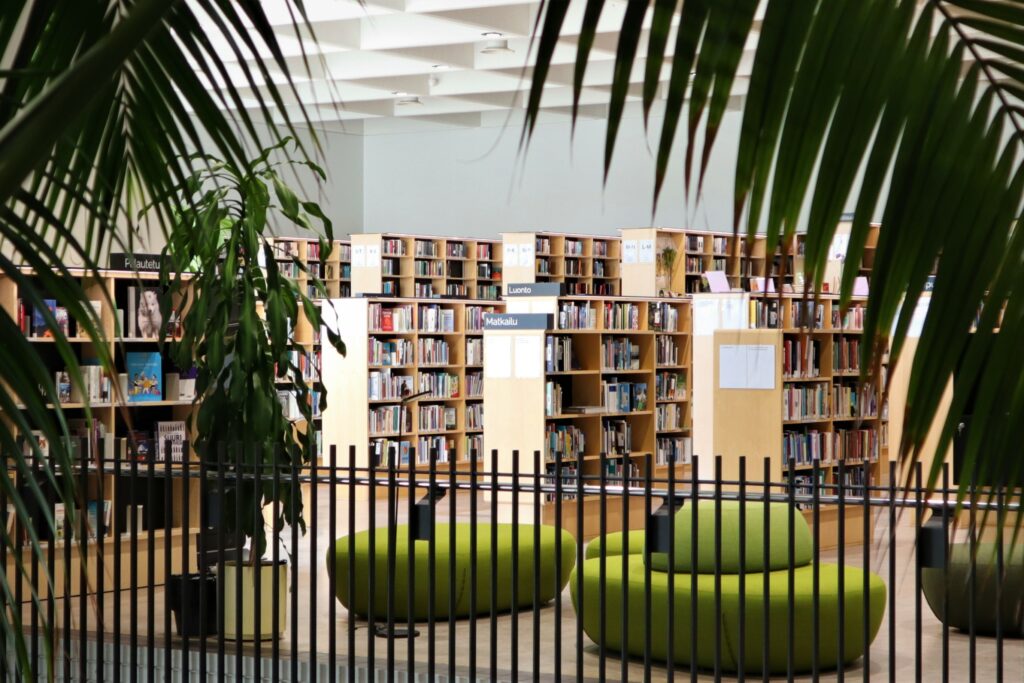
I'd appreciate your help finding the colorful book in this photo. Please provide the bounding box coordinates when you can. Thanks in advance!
[155,421,187,462]
[128,430,154,462]
[32,299,57,337]
[126,352,162,402]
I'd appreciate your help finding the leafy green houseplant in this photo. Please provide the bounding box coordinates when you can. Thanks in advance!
[163,140,346,563]
[656,246,677,293]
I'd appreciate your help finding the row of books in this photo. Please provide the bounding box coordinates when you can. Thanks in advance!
[446,241,467,258]
[337,243,352,262]
[557,301,597,329]
[656,404,682,431]
[783,427,881,465]
[446,284,468,297]
[592,282,617,296]
[477,285,501,299]
[419,405,457,432]
[369,304,414,332]
[833,338,860,373]
[382,238,406,256]
[382,258,399,275]
[602,381,648,413]
[686,235,705,252]
[833,305,865,330]
[545,335,576,372]
[536,257,552,275]
[414,239,439,257]
[413,283,434,297]
[419,372,459,398]
[564,238,584,256]
[565,282,589,295]
[545,424,585,461]
[369,405,411,436]
[655,372,686,401]
[710,257,728,271]
[466,306,499,331]
[416,436,454,463]
[368,369,413,400]
[602,337,640,370]
[648,302,681,332]
[603,302,641,330]
[602,457,640,483]
[602,419,632,455]
[832,385,878,419]
[414,259,445,277]
[465,372,483,398]
[544,381,564,416]
[418,338,450,365]
[782,338,822,378]
[750,299,781,329]
[419,305,456,332]
[369,338,414,366]
[592,260,609,277]
[53,501,112,541]
[477,263,500,279]
[711,236,730,255]
[656,436,692,465]
[543,463,578,502]
[656,336,680,366]
[466,403,483,430]
[783,384,829,421]
[564,259,584,276]
[793,301,826,329]
[685,256,704,274]
[592,240,612,257]
[535,237,551,254]
[476,243,494,260]
[466,338,483,365]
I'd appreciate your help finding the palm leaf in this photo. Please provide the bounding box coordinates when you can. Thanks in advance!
[526,0,1024,517]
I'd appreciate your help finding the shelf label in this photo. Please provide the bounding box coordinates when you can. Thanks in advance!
[503,243,519,267]
[504,282,563,297]
[365,244,380,267]
[352,245,366,267]
[622,240,638,264]
[638,239,655,263]
[517,243,534,268]
[482,313,551,330]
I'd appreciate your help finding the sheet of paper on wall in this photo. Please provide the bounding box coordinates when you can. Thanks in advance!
[829,232,851,261]
[503,243,519,267]
[506,299,531,314]
[692,298,719,336]
[622,240,638,264]
[853,276,869,296]
[517,243,534,269]
[514,334,543,379]
[352,244,366,267]
[365,244,380,267]
[719,344,776,390]
[638,240,655,263]
[484,335,512,378]
[704,271,730,293]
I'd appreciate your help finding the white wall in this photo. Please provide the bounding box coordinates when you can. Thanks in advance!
[361,110,744,238]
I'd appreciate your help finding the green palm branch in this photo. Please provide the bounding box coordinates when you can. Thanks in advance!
[525,0,1024,501]
[0,2,334,678]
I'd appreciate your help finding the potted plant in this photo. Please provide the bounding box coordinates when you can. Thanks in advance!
[160,139,346,639]
[656,245,677,294]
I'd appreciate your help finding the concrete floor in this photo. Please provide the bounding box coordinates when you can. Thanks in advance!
[17,490,1024,681]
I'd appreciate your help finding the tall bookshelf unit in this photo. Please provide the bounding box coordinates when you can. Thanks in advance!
[269,236,350,299]
[0,268,201,599]
[321,296,504,477]
[349,233,503,300]
[500,232,621,296]
[485,291,691,539]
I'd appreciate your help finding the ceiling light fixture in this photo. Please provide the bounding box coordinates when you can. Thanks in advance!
[480,31,514,55]
[395,96,423,107]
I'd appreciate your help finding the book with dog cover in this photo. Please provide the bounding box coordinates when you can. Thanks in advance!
[127,286,163,339]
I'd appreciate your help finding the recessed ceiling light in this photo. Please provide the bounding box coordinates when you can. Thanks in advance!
[395,96,422,107]
[480,32,514,55]
[431,64,450,71]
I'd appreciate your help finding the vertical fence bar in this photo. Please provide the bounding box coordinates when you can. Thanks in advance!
[862,458,871,683]
[344,446,354,683]
[575,458,584,683]
[428,448,438,682]
[714,455,723,680]
[644,454,652,683]
[0,468,7,680]
[310,452,319,683]
[95,443,105,683]
[198,449,208,683]
[598,453,607,683]
[532,450,541,683]
[290,451,300,683]
[81,445,90,683]
[272,455,281,683]
[253,458,263,683]
[669,449,678,683]
[620,452,630,683]
[786,455,795,683]
[510,449,520,683]
[448,452,456,683]
[554,456,563,683]
[64,453,76,682]
[470,449,478,682]
[687,455,697,683]
[914,461,922,683]
[407,446,418,678]
[995,485,1004,682]
[888,460,897,683]
[838,459,847,683]
[490,449,499,683]
[762,456,771,683]
[812,459,820,680]
[967,469,976,683]
[233,453,243,681]
[738,455,747,683]
[181,448,192,680]
[163,452,173,682]
[12,461,21,682]
[49,451,60,683]
[368,448,377,678]
[386,442,397,682]
[329,447,339,683]
[215,446,225,681]
[30,453,40,680]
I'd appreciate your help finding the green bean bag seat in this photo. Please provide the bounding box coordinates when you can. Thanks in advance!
[571,501,886,674]
[328,523,575,621]
[921,542,1024,637]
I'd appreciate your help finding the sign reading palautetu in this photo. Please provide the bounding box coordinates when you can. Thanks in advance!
[109,253,162,272]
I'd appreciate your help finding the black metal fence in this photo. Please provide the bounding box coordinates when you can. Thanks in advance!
[1,444,1021,681]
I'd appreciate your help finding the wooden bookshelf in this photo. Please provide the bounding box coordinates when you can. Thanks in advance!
[0,267,201,599]
[483,293,691,539]
[619,227,809,296]
[349,233,503,300]
[268,235,350,299]
[500,232,621,296]
[320,296,505,479]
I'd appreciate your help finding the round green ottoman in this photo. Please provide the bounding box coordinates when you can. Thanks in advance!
[921,542,1024,637]
[328,523,575,621]
[572,501,887,673]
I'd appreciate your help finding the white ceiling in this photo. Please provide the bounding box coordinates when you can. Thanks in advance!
[192,0,764,135]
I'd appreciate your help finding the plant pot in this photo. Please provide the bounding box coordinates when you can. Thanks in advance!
[221,559,288,640]
[167,573,218,637]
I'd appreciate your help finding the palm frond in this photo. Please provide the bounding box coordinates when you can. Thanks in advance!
[526,0,1024,500]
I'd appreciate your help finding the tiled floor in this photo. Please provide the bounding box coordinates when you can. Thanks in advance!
[20,491,1024,681]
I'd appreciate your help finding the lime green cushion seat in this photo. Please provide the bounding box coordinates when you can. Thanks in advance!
[328,523,575,620]
[571,554,886,673]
